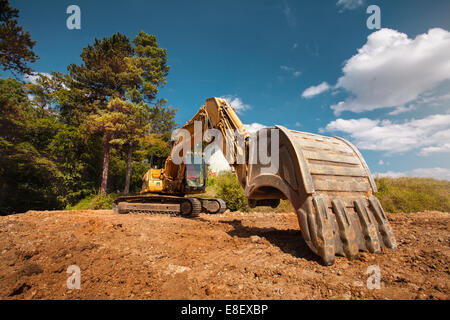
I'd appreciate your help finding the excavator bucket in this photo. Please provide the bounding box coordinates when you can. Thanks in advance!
[243,126,397,265]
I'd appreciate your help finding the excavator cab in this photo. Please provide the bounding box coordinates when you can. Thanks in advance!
[184,161,206,193]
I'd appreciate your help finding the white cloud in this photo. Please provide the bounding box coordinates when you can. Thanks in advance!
[329,28,450,115]
[301,82,330,98]
[388,104,417,116]
[244,122,266,133]
[280,65,301,78]
[374,167,450,181]
[282,2,296,27]
[323,113,450,155]
[337,0,365,10]
[378,160,384,165]
[220,95,251,114]
[23,72,52,84]
[419,143,450,156]
[416,92,450,107]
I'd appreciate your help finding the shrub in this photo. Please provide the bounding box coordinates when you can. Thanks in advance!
[215,171,249,212]
[206,172,218,188]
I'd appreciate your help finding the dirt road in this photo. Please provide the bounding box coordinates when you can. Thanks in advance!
[0,209,448,299]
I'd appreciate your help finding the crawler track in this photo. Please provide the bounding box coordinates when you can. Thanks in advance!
[113,195,226,216]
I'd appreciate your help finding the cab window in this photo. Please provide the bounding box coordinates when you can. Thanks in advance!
[185,163,204,187]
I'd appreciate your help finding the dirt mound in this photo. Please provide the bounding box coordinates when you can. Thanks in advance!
[0,209,448,299]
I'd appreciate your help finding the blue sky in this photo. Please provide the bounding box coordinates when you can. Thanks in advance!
[10,0,450,179]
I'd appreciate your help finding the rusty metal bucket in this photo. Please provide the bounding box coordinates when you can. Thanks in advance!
[243,126,397,265]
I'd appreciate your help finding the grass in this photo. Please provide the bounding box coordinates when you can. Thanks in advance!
[67,193,117,210]
[374,177,450,213]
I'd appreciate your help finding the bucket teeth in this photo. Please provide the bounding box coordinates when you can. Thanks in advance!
[354,199,382,254]
[368,196,397,249]
[312,197,335,265]
[331,199,359,260]
[297,195,397,265]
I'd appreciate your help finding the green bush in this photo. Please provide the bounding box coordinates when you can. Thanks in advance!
[67,193,118,210]
[215,171,249,212]
[206,172,218,188]
[375,177,450,213]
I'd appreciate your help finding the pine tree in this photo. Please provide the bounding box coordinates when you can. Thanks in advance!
[0,0,38,76]
[67,32,170,194]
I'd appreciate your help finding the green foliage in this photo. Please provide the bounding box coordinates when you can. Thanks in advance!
[67,33,135,104]
[0,141,66,214]
[375,177,450,213]
[65,31,171,194]
[206,173,218,188]
[67,31,169,106]
[215,172,249,212]
[130,31,170,101]
[67,193,117,210]
[141,135,170,169]
[148,99,177,141]
[0,76,162,214]
[84,97,139,146]
[48,125,102,204]
[51,72,90,126]
[0,79,66,214]
[0,77,32,142]
[0,29,177,214]
[106,148,149,194]
[25,73,56,118]
[0,0,38,76]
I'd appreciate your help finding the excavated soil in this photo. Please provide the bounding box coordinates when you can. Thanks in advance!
[0,209,448,300]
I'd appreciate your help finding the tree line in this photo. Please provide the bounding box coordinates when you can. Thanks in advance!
[0,0,177,214]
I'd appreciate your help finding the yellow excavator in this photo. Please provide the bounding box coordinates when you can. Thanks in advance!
[113,97,397,265]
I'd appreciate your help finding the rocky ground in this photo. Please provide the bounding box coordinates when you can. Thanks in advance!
[0,209,448,299]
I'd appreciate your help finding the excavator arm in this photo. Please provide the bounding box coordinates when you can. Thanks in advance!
[154,97,249,194]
